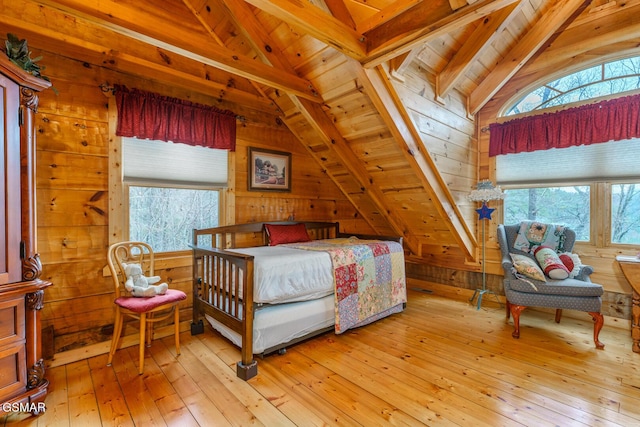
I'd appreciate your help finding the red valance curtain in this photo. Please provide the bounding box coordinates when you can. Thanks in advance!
[489,93,640,157]
[114,85,236,151]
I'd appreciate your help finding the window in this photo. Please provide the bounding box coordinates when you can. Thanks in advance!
[506,56,640,115]
[123,137,227,252]
[503,186,590,241]
[128,186,220,252]
[611,183,640,244]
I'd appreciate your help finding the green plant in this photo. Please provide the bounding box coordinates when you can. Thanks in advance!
[4,33,51,83]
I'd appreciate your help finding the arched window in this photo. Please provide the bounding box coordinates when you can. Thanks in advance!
[505,56,640,116]
[497,55,640,246]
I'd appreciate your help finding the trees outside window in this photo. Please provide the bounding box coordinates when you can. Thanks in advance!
[503,183,640,245]
[611,183,640,244]
[506,56,640,115]
[504,186,590,241]
[129,186,220,252]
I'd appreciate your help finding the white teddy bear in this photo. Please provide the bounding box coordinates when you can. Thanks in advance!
[122,262,168,297]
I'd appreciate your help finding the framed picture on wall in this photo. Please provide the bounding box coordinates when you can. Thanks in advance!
[248,147,292,192]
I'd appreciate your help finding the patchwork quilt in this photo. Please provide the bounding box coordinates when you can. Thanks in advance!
[288,237,407,333]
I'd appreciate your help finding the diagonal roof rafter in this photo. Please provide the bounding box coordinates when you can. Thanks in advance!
[435,2,521,102]
[468,0,593,115]
[35,0,323,102]
[214,0,422,252]
[354,63,476,260]
[3,0,281,112]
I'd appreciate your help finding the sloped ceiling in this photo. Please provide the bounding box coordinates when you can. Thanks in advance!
[3,0,639,265]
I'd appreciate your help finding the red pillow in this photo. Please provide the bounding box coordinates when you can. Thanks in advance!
[559,253,574,272]
[265,223,311,246]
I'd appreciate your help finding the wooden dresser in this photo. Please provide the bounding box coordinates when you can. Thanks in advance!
[0,55,52,416]
[616,255,640,354]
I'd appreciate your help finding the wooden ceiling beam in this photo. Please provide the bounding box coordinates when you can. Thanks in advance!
[107,50,279,112]
[33,0,323,102]
[180,0,276,106]
[448,0,470,9]
[362,0,520,68]
[242,0,367,59]
[324,0,357,30]
[214,0,294,71]
[516,3,640,83]
[468,0,592,115]
[1,1,279,112]
[355,0,422,34]
[436,3,520,102]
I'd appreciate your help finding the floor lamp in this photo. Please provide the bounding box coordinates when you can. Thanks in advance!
[468,180,505,310]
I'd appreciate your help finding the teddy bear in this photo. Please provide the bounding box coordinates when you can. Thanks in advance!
[122,262,168,297]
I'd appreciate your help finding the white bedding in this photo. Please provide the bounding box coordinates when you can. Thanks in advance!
[232,245,334,304]
[205,294,335,354]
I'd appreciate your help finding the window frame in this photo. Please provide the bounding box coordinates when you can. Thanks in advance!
[123,180,226,254]
[501,180,640,248]
[606,179,640,247]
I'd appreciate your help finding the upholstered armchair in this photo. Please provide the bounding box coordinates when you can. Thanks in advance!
[497,222,605,349]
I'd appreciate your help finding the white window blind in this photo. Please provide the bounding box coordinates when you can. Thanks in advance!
[123,137,228,187]
[496,138,640,185]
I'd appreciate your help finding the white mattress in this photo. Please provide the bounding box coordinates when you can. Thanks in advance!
[205,294,335,354]
[232,245,334,304]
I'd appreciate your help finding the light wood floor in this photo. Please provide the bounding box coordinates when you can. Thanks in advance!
[3,280,640,426]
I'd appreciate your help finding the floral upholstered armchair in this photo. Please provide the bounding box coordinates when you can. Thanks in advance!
[497,222,605,349]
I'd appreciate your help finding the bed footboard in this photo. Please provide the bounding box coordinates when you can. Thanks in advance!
[190,221,340,380]
[191,245,258,380]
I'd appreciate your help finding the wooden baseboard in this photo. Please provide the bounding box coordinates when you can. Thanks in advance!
[46,320,192,369]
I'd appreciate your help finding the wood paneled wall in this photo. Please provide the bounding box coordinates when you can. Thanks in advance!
[390,62,485,272]
[233,124,372,231]
[33,50,370,355]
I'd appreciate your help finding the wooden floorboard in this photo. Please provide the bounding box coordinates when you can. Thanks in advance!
[3,280,640,426]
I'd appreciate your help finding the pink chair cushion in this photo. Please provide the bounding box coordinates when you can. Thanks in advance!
[115,289,187,313]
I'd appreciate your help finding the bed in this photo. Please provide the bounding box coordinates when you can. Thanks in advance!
[190,221,407,380]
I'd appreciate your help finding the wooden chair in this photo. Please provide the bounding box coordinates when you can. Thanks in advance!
[106,241,187,374]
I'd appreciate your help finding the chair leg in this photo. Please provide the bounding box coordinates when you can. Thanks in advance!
[555,309,563,323]
[589,312,605,349]
[139,313,147,375]
[510,304,526,339]
[146,313,153,347]
[505,300,511,320]
[107,310,123,366]
[174,306,181,356]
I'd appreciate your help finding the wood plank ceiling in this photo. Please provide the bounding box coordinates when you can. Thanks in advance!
[2,0,637,265]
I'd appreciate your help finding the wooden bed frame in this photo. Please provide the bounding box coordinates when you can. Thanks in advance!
[190,221,403,380]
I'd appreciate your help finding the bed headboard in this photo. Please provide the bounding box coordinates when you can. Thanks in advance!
[192,221,340,250]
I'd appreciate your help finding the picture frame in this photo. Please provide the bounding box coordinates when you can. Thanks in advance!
[248,147,292,192]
